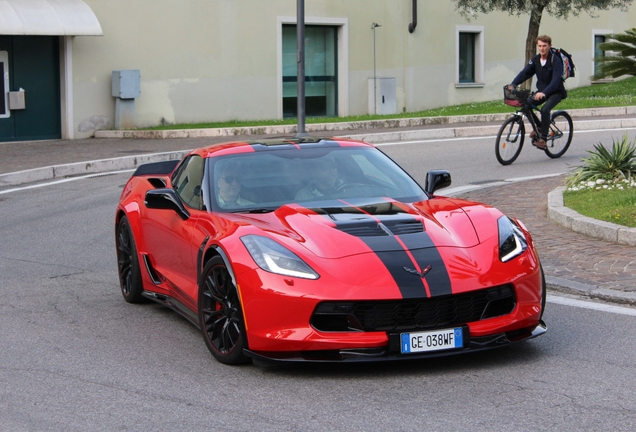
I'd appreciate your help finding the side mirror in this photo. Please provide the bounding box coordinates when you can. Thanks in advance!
[145,188,190,220]
[425,170,452,195]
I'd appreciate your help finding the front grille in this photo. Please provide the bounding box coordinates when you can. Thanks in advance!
[311,285,515,332]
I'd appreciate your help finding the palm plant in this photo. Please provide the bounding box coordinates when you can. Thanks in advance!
[593,28,636,80]
[566,134,636,187]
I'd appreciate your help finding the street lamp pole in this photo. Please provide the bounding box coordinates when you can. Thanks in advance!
[371,22,381,115]
[296,0,308,137]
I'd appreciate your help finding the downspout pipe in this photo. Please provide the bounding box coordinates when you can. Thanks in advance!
[408,0,417,33]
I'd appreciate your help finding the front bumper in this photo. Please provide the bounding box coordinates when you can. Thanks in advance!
[244,320,547,364]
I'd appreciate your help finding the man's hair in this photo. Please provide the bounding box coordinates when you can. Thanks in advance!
[536,35,552,45]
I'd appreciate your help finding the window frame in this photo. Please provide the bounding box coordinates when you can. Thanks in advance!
[592,29,614,83]
[277,16,349,119]
[0,51,9,119]
[281,24,339,118]
[172,155,205,210]
[455,26,484,88]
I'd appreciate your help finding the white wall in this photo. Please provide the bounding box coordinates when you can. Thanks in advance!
[71,0,636,138]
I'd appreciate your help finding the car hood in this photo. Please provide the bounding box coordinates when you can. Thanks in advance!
[235,198,490,259]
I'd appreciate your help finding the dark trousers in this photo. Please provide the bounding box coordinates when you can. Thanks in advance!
[535,93,564,139]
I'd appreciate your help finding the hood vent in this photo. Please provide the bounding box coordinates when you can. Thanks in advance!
[337,219,423,237]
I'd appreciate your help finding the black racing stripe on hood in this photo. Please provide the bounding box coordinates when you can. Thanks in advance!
[311,201,451,299]
[360,237,428,299]
[407,248,452,297]
[364,233,452,298]
[401,234,452,297]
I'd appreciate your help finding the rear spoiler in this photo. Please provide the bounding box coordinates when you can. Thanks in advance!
[132,160,180,177]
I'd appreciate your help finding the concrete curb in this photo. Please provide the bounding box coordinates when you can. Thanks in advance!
[94,106,636,140]
[547,186,636,246]
[94,113,514,139]
[347,117,636,144]
[0,150,191,188]
[546,276,636,307]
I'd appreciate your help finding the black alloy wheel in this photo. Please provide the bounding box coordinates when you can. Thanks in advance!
[116,216,146,303]
[198,256,249,365]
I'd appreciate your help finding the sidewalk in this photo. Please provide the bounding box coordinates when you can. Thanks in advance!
[1,108,635,305]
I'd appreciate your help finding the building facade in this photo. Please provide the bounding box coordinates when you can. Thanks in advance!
[0,0,633,141]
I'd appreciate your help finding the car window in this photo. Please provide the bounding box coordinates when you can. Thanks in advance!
[172,155,204,209]
[208,146,426,212]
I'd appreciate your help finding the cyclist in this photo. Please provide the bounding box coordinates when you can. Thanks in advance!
[508,35,567,149]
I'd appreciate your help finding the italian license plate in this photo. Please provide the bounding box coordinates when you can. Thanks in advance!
[400,327,463,354]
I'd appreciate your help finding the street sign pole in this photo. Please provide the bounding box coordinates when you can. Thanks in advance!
[296,0,308,137]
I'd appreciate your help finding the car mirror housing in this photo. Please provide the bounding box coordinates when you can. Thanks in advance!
[145,188,190,220]
[425,170,452,195]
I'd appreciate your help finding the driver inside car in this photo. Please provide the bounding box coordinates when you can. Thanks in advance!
[216,162,254,208]
[295,155,344,200]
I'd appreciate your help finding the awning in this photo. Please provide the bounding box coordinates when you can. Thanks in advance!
[0,0,103,36]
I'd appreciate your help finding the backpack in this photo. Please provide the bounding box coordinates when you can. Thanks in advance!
[551,47,575,81]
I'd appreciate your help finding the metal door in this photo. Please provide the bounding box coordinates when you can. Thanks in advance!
[0,36,61,142]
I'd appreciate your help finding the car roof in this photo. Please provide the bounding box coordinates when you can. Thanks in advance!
[196,137,372,158]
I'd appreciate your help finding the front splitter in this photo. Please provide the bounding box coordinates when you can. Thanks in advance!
[244,320,547,365]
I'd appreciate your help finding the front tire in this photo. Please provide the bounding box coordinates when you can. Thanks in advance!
[198,256,250,365]
[496,116,525,165]
[545,111,573,159]
[116,216,146,303]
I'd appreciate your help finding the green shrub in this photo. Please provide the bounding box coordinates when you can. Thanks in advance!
[565,134,636,187]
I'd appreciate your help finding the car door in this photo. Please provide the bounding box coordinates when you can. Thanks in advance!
[142,155,205,309]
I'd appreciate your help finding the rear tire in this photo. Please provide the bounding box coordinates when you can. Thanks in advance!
[496,116,525,165]
[545,111,573,159]
[116,216,146,303]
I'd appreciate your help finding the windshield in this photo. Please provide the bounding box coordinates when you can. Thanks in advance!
[207,145,427,212]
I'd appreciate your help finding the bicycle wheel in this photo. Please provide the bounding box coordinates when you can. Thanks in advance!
[545,111,573,158]
[495,116,525,165]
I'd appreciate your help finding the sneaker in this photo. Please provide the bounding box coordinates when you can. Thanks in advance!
[529,130,536,139]
[532,139,547,149]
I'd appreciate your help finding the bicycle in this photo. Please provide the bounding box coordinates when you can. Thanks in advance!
[495,86,574,165]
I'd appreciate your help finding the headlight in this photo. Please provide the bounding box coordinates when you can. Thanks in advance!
[241,235,319,280]
[498,216,528,262]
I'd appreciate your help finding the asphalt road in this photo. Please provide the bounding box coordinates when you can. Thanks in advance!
[2,128,636,430]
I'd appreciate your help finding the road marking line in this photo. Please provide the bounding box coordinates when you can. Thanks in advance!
[548,294,636,316]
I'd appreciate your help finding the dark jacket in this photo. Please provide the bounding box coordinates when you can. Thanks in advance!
[511,49,567,98]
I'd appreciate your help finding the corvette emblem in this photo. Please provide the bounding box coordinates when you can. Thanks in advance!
[403,265,432,278]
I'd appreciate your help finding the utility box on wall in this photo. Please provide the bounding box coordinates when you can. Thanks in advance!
[112,70,141,99]
[112,70,141,129]
[368,77,396,115]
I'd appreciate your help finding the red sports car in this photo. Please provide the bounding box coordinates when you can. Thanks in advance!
[115,137,546,365]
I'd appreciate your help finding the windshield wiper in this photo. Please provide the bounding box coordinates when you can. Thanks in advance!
[230,207,275,214]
